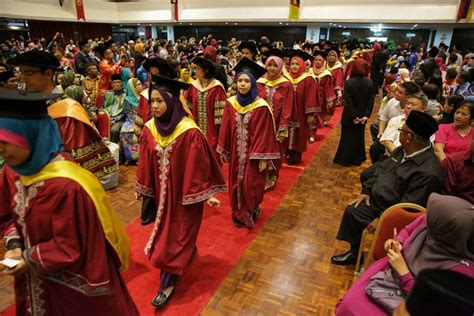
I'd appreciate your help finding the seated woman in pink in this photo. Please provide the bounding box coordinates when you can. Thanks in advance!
[335,193,474,316]
[434,101,473,161]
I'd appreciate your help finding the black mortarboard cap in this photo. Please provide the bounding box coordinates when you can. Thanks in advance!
[0,87,62,119]
[313,50,328,58]
[262,49,287,59]
[406,269,474,316]
[143,57,173,77]
[9,50,62,72]
[302,42,313,50]
[258,42,272,51]
[111,74,122,81]
[232,57,266,79]
[191,57,214,73]
[290,49,314,62]
[238,41,258,55]
[406,110,438,140]
[0,70,15,83]
[328,46,341,56]
[93,44,107,57]
[150,74,190,95]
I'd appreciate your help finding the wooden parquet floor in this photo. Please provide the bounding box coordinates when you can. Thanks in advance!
[0,99,378,314]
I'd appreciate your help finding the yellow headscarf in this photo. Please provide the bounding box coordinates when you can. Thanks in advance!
[179,68,193,84]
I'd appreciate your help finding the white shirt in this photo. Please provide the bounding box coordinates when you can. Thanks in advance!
[380,114,406,148]
[379,98,403,122]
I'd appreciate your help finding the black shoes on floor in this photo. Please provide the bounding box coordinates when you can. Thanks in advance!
[331,248,358,265]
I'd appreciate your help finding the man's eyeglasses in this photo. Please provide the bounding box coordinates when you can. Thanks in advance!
[398,127,412,135]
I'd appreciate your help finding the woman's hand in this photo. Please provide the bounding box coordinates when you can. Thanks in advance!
[384,239,403,253]
[206,196,221,208]
[258,160,268,172]
[2,248,29,277]
[387,248,410,276]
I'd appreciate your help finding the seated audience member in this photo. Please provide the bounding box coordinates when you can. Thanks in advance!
[331,111,444,265]
[453,70,472,97]
[443,68,458,99]
[82,63,100,107]
[380,92,430,155]
[434,101,473,161]
[421,83,442,116]
[394,269,474,316]
[369,81,420,163]
[336,193,474,315]
[103,74,126,144]
[436,94,465,124]
[442,137,474,204]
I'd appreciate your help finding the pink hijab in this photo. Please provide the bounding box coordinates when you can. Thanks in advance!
[264,56,284,81]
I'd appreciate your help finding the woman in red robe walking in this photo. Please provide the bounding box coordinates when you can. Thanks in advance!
[185,57,227,162]
[0,89,138,316]
[218,58,280,228]
[284,51,318,164]
[135,75,227,309]
[310,50,336,131]
[326,49,345,106]
[257,50,295,188]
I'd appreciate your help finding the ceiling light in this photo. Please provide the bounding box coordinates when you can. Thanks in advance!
[286,23,289,25]
[225,22,228,24]
[190,23,193,25]
[279,22,283,25]
[338,25,342,27]
[234,22,238,25]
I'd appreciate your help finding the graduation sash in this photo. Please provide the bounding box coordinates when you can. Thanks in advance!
[48,98,93,128]
[257,76,289,88]
[227,96,276,132]
[145,116,200,148]
[284,72,312,85]
[311,69,333,80]
[191,79,225,93]
[20,160,130,272]
[326,62,343,71]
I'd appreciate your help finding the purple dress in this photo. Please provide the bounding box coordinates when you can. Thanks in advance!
[335,216,474,316]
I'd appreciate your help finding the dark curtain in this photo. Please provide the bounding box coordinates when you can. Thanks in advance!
[28,20,112,44]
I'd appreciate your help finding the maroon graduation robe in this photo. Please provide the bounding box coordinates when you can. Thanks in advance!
[135,118,227,275]
[312,70,336,122]
[284,73,318,154]
[217,96,280,227]
[185,80,227,162]
[0,158,138,316]
[257,76,296,183]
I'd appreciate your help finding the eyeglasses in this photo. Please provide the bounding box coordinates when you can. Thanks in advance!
[398,127,412,135]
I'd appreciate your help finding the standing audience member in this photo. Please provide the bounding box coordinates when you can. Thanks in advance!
[75,40,97,75]
[82,63,100,107]
[99,48,122,92]
[334,59,374,166]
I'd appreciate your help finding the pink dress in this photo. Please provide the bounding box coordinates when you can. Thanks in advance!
[434,124,474,158]
[335,216,474,316]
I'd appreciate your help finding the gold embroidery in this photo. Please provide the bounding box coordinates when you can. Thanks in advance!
[214,100,226,125]
[197,91,208,136]
[93,164,119,179]
[79,151,114,170]
[68,140,104,159]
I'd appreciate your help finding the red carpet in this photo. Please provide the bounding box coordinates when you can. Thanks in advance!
[1,108,342,316]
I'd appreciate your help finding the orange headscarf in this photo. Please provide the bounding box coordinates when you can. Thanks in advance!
[289,56,306,79]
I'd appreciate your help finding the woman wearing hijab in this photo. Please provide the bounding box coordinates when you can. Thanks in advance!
[178,68,193,84]
[120,77,143,164]
[218,58,280,228]
[333,59,374,166]
[284,51,318,164]
[185,57,227,163]
[310,50,336,131]
[135,75,226,309]
[57,70,75,92]
[326,49,345,106]
[336,193,474,315]
[0,88,138,315]
[257,50,295,188]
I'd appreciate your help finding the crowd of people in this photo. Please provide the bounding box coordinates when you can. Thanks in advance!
[0,31,473,314]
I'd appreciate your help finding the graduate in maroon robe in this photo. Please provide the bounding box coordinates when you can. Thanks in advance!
[134,75,226,309]
[284,51,318,164]
[310,50,336,130]
[185,57,227,162]
[0,89,138,316]
[326,49,345,106]
[257,51,296,188]
[136,57,174,134]
[218,58,280,228]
